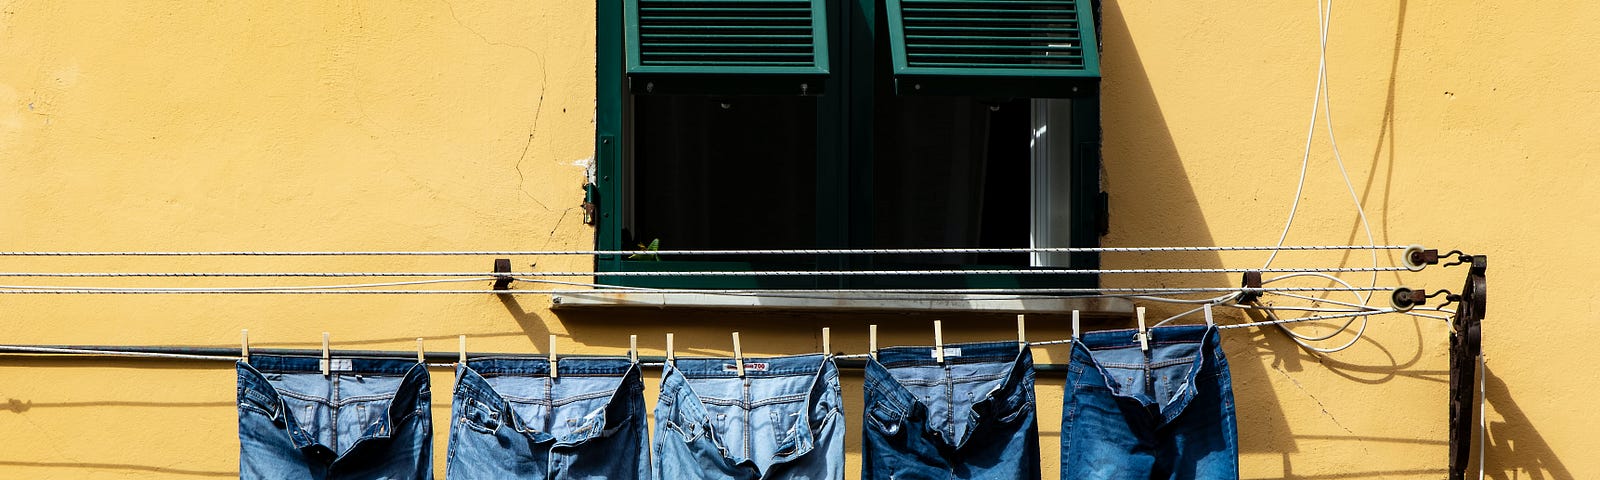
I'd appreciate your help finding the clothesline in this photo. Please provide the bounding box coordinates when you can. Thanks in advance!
[0,306,1449,370]
[0,245,1414,256]
[0,266,1412,277]
[0,286,1405,295]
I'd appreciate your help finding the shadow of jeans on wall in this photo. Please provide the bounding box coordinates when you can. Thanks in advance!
[1482,362,1572,480]
[1097,0,1298,457]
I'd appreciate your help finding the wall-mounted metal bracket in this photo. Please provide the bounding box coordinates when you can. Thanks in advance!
[492,259,513,290]
[1238,271,1264,304]
[1448,255,1486,480]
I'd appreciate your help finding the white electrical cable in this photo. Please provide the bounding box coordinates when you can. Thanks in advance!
[1264,272,1369,342]
[1218,308,1394,331]
[1152,303,1216,328]
[1262,0,1331,271]
[1314,0,1382,305]
[1152,292,1242,328]
[1256,0,1384,354]
[1233,304,1382,314]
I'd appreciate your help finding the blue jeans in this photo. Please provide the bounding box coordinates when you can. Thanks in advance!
[654,354,844,480]
[237,355,432,479]
[1061,325,1238,479]
[862,341,1040,480]
[445,357,649,479]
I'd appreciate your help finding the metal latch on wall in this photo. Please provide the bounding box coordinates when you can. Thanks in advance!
[581,182,599,226]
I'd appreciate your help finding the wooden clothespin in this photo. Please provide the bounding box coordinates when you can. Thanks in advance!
[321,332,331,376]
[933,320,945,363]
[869,325,878,360]
[666,333,675,366]
[732,332,745,377]
[416,338,426,363]
[822,327,831,357]
[1016,314,1027,352]
[458,335,467,365]
[1204,304,1216,327]
[1135,307,1150,352]
[240,329,250,364]
[549,335,559,379]
[629,335,639,364]
[1072,310,1082,340]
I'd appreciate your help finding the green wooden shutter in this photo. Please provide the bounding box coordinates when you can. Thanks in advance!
[625,0,830,95]
[885,0,1100,98]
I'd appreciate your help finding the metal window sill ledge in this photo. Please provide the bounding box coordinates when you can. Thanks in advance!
[549,291,1133,315]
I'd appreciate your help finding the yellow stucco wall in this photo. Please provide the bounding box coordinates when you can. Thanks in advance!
[0,1,1591,478]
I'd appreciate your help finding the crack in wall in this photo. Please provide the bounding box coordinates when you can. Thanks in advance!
[514,78,548,211]
[440,0,554,212]
[1272,363,1355,436]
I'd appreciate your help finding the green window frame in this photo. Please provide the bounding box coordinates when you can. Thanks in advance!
[595,0,1105,291]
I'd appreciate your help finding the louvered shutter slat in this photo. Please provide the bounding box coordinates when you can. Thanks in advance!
[626,0,830,95]
[886,0,1100,97]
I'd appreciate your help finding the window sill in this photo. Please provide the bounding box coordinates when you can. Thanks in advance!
[549,291,1132,315]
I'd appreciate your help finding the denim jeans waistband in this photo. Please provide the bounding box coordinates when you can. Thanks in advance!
[465,356,636,377]
[668,353,833,378]
[864,341,1034,448]
[236,359,430,452]
[1070,324,1223,423]
[454,358,642,446]
[656,353,841,474]
[1076,323,1213,351]
[874,340,1024,368]
[245,354,421,376]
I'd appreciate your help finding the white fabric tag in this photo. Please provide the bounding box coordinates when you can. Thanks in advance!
[320,359,353,372]
[931,347,962,358]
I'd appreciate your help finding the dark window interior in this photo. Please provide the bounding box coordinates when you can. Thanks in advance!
[630,95,818,261]
[871,95,1032,267]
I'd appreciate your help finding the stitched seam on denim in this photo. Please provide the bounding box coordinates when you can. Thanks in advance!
[274,390,401,409]
[677,370,820,379]
[274,390,336,405]
[254,367,416,376]
[1097,357,1195,370]
[864,383,911,418]
[864,403,900,436]
[996,402,1033,424]
[393,405,425,425]
[241,389,277,411]
[695,392,808,409]
[480,371,628,379]
[238,402,275,417]
[341,393,404,403]
[500,389,616,407]
[877,357,1014,369]
[890,370,1009,387]
[599,414,632,437]
[453,384,497,405]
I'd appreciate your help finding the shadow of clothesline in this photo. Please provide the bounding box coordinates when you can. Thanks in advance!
[3,399,234,413]
[0,460,233,477]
